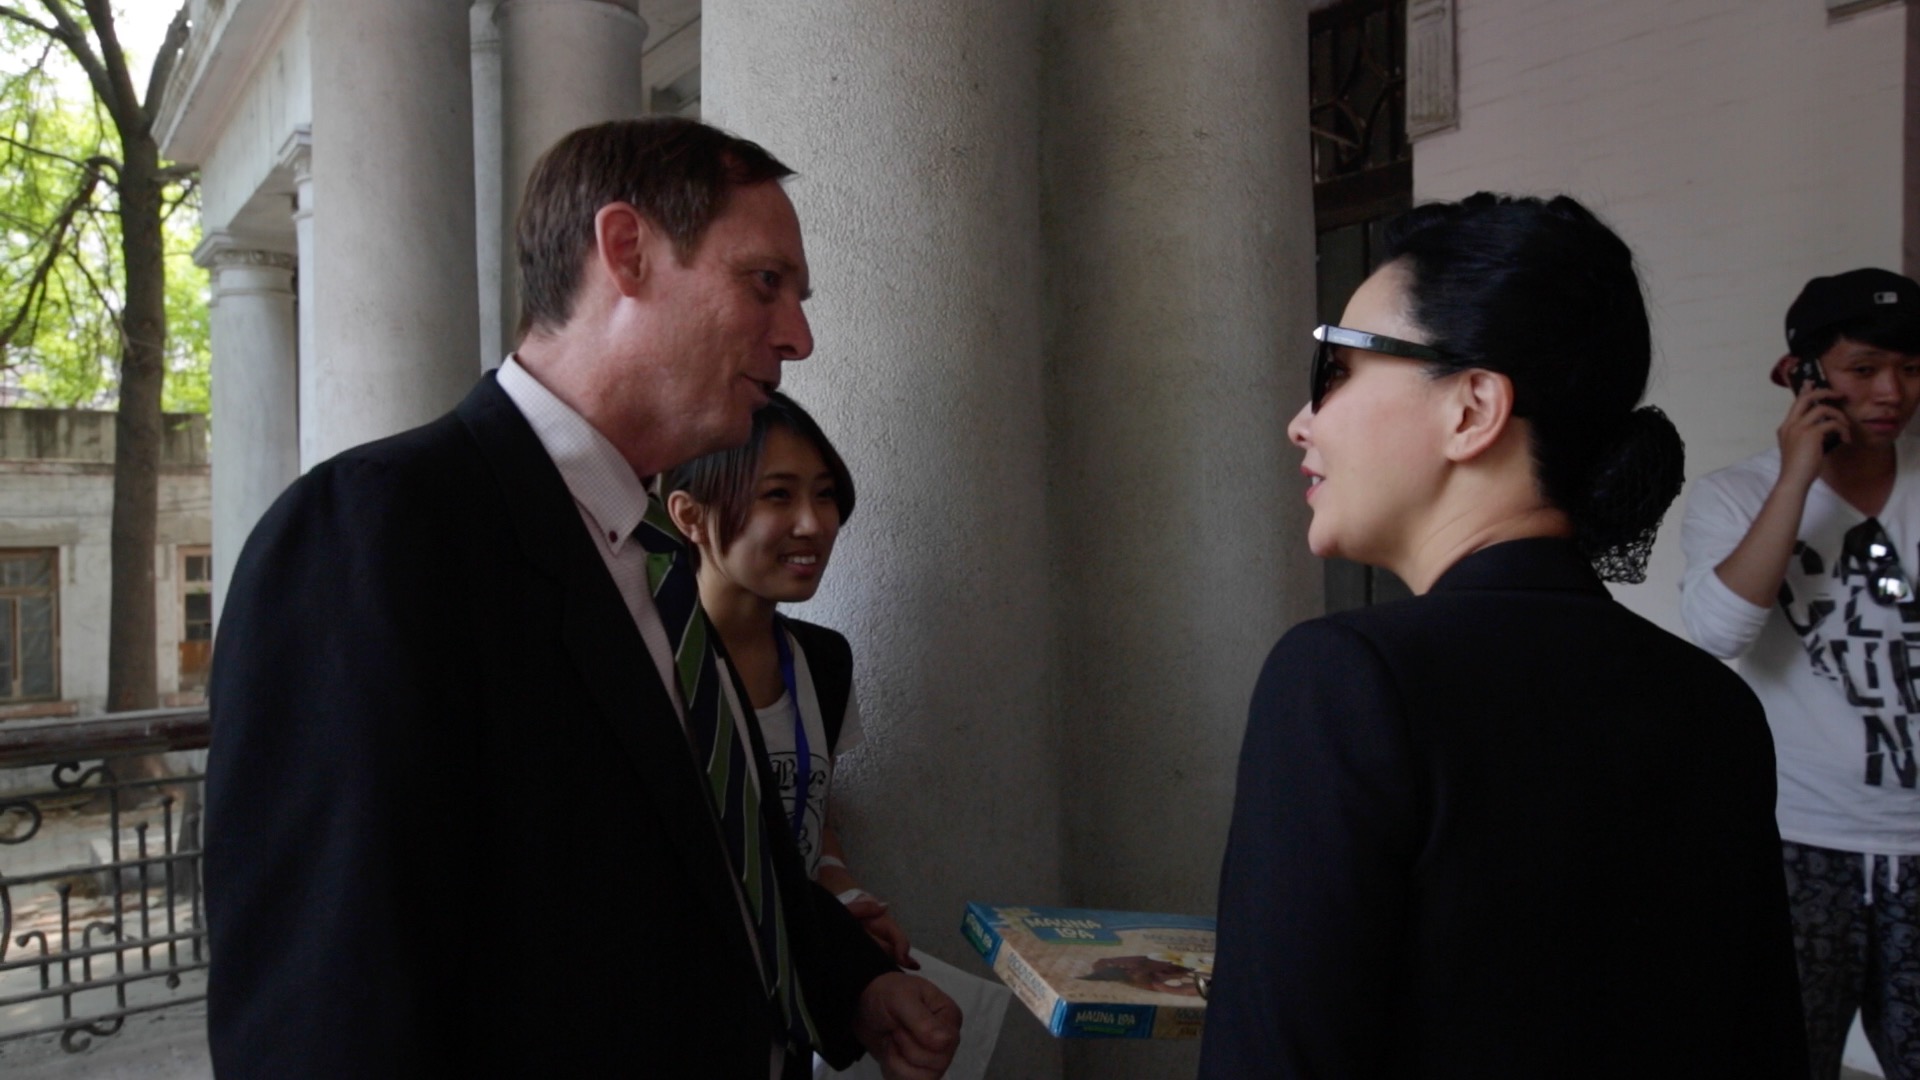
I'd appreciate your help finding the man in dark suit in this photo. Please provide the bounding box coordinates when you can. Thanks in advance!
[205,118,958,1079]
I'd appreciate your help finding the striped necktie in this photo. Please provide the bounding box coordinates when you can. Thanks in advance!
[637,494,817,1054]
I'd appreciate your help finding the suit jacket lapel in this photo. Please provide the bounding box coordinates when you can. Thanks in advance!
[455,375,765,985]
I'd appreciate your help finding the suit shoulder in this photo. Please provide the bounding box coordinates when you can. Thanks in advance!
[285,413,479,513]
[1259,615,1401,692]
[1634,610,1766,706]
[1303,598,1444,659]
[311,410,477,486]
[236,411,488,583]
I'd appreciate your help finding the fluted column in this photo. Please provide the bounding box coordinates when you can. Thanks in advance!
[308,0,480,463]
[1043,3,1316,1076]
[495,0,647,352]
[705,5,1063,1077]
[195,233,298,625]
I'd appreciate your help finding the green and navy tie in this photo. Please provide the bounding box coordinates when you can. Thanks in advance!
[637,494,817,1054]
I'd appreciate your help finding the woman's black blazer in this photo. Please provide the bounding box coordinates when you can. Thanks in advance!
[1200,538,1808,1079]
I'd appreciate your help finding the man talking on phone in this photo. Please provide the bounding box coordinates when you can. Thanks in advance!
[1680,268,1920,1080]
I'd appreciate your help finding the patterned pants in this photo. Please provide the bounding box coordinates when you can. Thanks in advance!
[1783,840,1920,1080]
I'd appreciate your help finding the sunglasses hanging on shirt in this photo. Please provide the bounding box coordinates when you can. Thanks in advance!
[1842,517,1915,606]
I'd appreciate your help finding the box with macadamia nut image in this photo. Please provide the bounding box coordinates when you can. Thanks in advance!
[960,902,1215,1039]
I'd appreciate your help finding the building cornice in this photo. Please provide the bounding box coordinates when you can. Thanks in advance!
[193,229,296,272]
[155,0,304,166]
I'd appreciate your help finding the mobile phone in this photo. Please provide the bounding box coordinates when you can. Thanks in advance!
[1789,356,1841,452]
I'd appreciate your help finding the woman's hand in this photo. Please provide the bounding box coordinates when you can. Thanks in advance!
[843,891,918,968]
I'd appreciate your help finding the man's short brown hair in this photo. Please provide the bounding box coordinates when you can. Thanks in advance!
[515,117,795,336]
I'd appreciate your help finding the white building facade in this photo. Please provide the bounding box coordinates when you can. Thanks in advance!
[0,409,212,719]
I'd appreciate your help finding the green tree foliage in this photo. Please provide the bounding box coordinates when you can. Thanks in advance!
[0,0,193,714]
[0,6,204,412]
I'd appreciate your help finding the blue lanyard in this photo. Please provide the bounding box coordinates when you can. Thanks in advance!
[773,621,811,844]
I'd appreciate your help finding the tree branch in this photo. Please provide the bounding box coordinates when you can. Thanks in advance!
[0,131,90,171]
[0,163,102,353]
[63,239,118,322]
[159,176,197,224]
[29,0,122,131]
[0,4,59,40]
[76,0,140,129]
[142,4,190,117]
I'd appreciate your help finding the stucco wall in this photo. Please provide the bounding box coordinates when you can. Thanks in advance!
[0,411,212,715]
[1413,0,1907,637]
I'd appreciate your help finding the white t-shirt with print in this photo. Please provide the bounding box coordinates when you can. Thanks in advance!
[1681,436,1920,855]
[732,627,864,878]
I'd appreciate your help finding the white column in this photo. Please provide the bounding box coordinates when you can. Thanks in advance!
[704,7,1064,1078]
[277,127,318,471]
[308,0,481,463]
[713,4,1317,1079]
[472,1,505,369]
[1043,4,1315,1077]
[195,234,298,626]
[495,0,648,352]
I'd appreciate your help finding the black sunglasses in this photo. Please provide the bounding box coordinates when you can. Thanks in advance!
[1309,324,1451,411]
[1843,517,1915,606]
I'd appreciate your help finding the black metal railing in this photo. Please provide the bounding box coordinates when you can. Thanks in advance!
[0,708,210,1052]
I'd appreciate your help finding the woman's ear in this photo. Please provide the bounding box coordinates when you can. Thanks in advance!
[665,489,707,545]
[1443,369,1517,463]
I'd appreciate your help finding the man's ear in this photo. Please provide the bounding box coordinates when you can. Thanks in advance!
[1443,369,1516,463]
[1771,354,1798,389]
[665,489,707,545]
[594,202,655,299]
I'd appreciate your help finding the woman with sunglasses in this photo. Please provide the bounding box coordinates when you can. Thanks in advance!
[1680,268,1920,1080]
[1198,194,1807,1078]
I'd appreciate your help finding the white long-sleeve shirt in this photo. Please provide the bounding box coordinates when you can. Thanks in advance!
[1679,438,1920,855]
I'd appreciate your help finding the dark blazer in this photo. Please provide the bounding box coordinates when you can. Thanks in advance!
[1199,538,1808,1079]
[205,375,892,1078]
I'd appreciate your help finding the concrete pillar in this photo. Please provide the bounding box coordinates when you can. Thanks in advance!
[277,128,318,471]
[308,0,480,463]
[704,5,1064,1077]
[495,0,647,353]
[473,1,506,369]
[195,233,298,625]
[1043,4,1316,1076]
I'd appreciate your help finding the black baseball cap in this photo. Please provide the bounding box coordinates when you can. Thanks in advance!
[1785,267,1920,348]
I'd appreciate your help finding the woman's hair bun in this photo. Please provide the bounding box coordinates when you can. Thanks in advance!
[1578,405,1686,584]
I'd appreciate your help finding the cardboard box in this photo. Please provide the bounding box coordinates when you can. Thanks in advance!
[960,902,1215,1039]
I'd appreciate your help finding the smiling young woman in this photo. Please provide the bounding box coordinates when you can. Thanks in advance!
[1199,194,1809,1078]
[662,393,916,974]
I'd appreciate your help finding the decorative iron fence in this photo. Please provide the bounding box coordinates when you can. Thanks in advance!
[0,708,210,1052]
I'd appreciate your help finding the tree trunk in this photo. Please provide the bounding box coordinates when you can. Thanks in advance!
[105,132,164,715]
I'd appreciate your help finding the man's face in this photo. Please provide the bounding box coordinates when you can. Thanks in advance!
[637,181,813,460]
[1817,337,1920,448]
